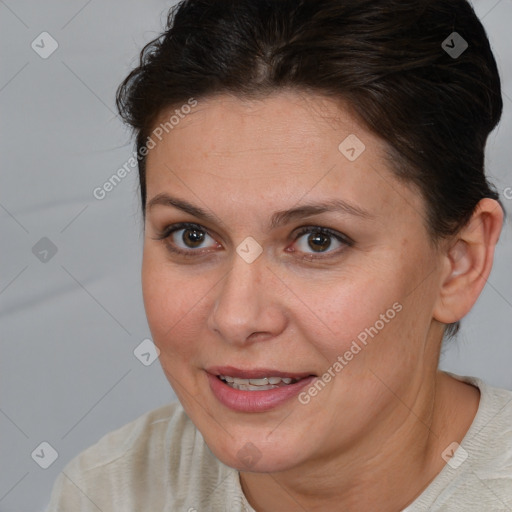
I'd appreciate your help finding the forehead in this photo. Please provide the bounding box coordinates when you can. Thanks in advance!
[147,91,375,170]
[144,91,425,226]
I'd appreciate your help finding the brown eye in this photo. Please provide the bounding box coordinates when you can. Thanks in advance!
[170,226,216,251]
[153,222,220,257]
[180,228,206,248]
[293,226,352,257]
[306,232,332,252]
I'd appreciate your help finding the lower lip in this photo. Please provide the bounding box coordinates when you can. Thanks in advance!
[207,373,316,412]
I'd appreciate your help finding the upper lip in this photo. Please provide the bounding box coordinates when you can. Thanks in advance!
[206,366,315,379]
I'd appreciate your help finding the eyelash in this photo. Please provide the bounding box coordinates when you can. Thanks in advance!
[152,222,354,260]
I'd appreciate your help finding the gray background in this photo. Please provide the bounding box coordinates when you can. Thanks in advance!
[0,1,511,511]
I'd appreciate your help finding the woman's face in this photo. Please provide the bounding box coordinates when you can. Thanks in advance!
[142,91,446,472]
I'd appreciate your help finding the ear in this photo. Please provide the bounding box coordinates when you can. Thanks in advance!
[433,198,504,325]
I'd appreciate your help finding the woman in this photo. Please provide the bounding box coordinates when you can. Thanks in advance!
[46,0,512,510]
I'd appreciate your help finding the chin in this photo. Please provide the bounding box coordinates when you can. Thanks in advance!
[204,430,305,473]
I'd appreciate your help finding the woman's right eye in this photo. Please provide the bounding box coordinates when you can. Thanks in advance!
[152,222,220,257]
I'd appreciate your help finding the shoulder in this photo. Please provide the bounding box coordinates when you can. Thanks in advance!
[460,375,512,445]
[64,401,190,473]
[455,377,512,509]
[463,376,512,474]
[415,375,512,511]
[46,401,242,511]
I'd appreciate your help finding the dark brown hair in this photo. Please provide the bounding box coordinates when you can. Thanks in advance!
[115,0,503,338]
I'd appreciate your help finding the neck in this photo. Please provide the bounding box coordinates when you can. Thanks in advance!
[239,370,480,512]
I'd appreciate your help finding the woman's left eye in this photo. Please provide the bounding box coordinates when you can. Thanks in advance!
[292,226,353,256]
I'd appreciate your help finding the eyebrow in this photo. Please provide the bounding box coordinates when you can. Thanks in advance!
[146,192,374,229]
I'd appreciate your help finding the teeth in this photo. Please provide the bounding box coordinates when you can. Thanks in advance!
[232,383,277,391]
[249,378,269,385]
[219,375,300,389]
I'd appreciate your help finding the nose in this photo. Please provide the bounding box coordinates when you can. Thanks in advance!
[207,252,288,346]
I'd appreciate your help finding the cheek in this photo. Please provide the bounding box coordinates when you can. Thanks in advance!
[141,251,211,358]
[290,269,400,345]
[288,260,423,380]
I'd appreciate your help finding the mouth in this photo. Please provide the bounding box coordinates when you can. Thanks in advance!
[217,375,303,390]
[206,366,317,412]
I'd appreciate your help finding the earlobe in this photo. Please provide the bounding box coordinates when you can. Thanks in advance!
[433,198,504,325]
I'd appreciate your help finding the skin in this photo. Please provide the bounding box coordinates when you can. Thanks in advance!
[142,91,503,511]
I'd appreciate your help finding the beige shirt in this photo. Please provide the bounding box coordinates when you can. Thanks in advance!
[45,374,512,511]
